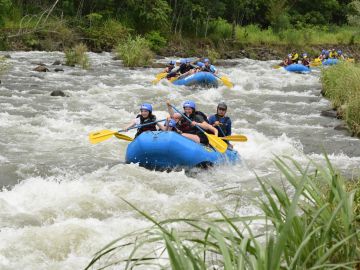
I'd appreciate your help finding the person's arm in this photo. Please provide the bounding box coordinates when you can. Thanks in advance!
[124,119,137,131]
[166,101,174,117]
[197,121,218,136]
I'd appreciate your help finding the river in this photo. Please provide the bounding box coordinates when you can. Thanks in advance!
[0,51,359,269]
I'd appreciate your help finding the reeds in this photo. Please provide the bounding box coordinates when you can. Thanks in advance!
[85,154,360,269]
[65,43,90,69]
[115,36,154,67]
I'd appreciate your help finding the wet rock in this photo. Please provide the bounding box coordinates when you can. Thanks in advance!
[215,60,239,66]
[33,65,49,72]
[321,109,338,118]
[334,123,349,131]
[31,62,46,66]
[150,62,166,68]
[4,54,11,59]
[54,68,64,72]
[112,56,121,61]
[52,60,62,65]
[154,55,165,60]
[50,90,68,97]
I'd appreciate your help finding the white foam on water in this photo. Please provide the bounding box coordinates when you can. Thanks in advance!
[0,53,359,269]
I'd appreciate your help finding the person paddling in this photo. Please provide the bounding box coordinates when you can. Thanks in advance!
[202,58,217,74]
[301,53,310,67]
[208,102,233,148]
[163,60,176,73]
[124,103,160,138]
[166,100,218,145]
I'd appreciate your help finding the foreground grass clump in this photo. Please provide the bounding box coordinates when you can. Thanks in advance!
[86,155,360,269]
[65,43,90,69]
[115,36,154,67]
[321,62,360,136]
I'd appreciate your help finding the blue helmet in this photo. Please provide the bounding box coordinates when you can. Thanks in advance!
[196,61,204,67]
[168,119,177,128]
[325,50,329,55]
[337,50,342,55]
[185,58,191,63]
[169,60,175,65]
[140,103,152,112]
[302,53,307,57]
[321,49,326,54]
[204,58,210,63]
[287,54,292,58]
[183,100,196,110]
[180,58,186,64]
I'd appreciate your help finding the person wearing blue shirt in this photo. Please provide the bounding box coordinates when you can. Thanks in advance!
[202,58,217,74]
[208,102,231,137]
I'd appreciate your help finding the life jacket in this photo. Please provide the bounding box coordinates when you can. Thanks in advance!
[135,114,157,137]
[202,65,213,73]
[291,53,299,63]
[179,63,193,74]
[177,111,208,134]
[214,114,231,136]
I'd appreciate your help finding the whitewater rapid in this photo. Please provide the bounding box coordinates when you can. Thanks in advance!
[0,52,359,269]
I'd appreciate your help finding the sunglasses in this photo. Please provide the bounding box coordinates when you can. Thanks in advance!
[218,108,226,111]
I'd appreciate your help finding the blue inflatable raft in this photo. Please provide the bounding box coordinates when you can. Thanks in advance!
[125,131,240,170]
[284,64,311,73]
[322,58,339,65]
[172,72,219,87]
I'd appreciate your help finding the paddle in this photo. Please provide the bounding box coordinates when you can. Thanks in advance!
[151,72,167,84]
[220,134,248,142]
[170,104,228,153]
[215,74,233,88]
[89,119,166,144]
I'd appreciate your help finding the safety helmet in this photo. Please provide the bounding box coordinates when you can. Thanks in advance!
[183,100,196,110]
[204,58,210,63]
[217,102,227,111]
[140,103,152,112]
[287,54,292,58]
[180,58,186,64]
[168,119,177,128]
[302,53,307,57]
[325,50,329,55]
[337,50,342,55]
[169,60,175,65]
[196,61,204,67]
[321,49,326,54]
[185,58,191,63]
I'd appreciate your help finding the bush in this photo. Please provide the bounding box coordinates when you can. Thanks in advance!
[65,43,90,69]
[208,18,232,43]
[321,63,360,135]
[82,19,130,51]
[145,31,167,53]
[115,36,154,67]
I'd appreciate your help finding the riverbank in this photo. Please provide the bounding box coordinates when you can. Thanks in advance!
[321,63,360,137]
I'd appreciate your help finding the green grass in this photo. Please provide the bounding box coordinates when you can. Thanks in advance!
[85,154,360,269]
[65,43,90,69]
[321,62,360,136]
[115,36,154,67]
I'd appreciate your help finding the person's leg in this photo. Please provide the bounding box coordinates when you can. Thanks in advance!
[182,133,200,143]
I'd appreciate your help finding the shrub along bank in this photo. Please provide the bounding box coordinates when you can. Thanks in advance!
[321,62,360,137]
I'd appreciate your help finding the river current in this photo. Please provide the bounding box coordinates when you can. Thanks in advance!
[0,51,359,269]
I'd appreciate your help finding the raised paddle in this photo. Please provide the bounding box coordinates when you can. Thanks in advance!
[219,134,248,142]
[151,72,168,84]
[89,119,166,144]
[170,104,228,153]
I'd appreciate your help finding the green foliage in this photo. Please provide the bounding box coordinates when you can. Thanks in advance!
[65,43,90,69]
[208,18,232,42]
[0,0,12,27]
[115,36,154,67]
[145,31,167,53]
[321,62,360,135]
[206,47,220,64]
[0,56,10,76]
[86,155,360,269]
[82,19,130,51]
[347,0,360,26]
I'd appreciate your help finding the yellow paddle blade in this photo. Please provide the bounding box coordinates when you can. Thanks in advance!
[151,72,167,84]
[205,133,228,153]
[89,130,117,144]
[220,76,233,88]
[272,65,282,69]
[114,133,133,141]
[169,76,178,82]
[220,134,248,142]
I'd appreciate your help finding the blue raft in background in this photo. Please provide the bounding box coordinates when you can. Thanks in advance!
[284,64,311,73]
[172,71,219,87]
[125,131,240,170]
[322,58,339,66]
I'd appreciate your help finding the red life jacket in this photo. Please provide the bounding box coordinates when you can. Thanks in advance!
[177,111,208,135]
